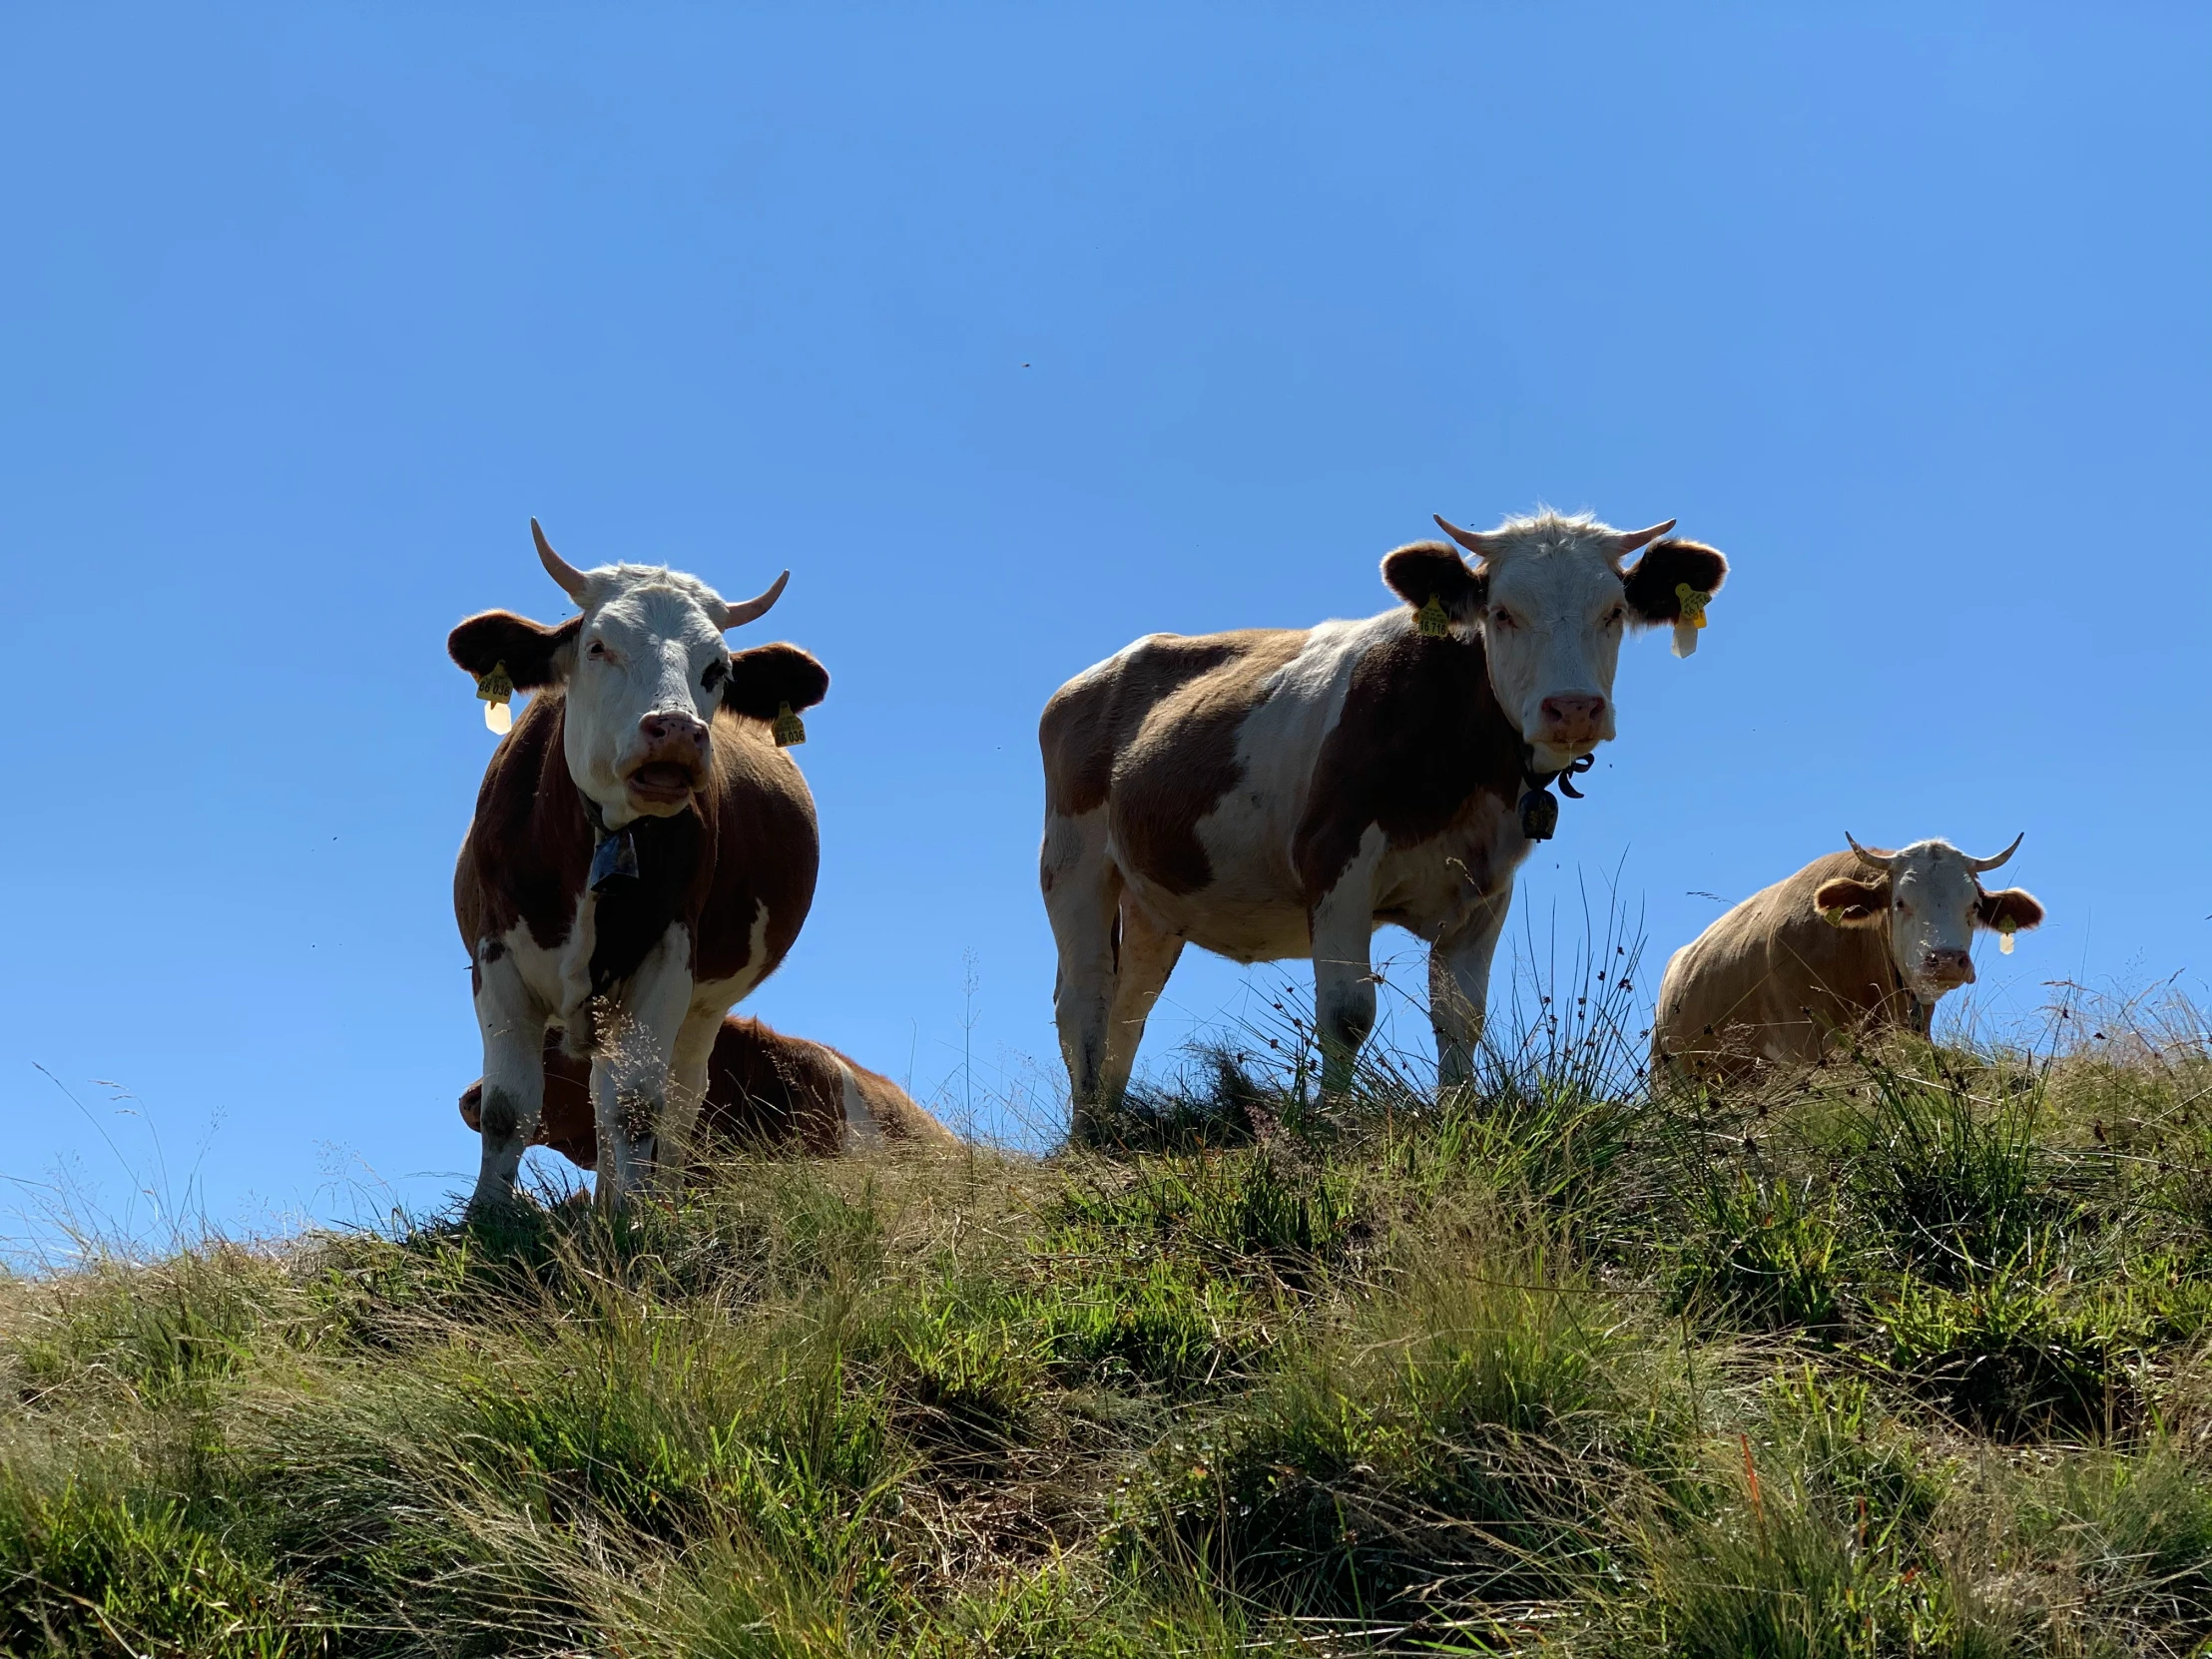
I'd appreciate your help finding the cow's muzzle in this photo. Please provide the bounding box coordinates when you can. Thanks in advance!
[1535,693,1607,753]
[624,712,711,808]
[1914,949,1975,994]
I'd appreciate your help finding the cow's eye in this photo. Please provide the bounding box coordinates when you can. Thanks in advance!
[702,659,727,691]
[1605,606,1626,626]
[1490,608,1516,630]
[586,639,606,660]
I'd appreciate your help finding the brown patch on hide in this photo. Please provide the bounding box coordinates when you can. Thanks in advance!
[1103,632,1307,894]
[1040,630,1306,895]
[1294,622,1524,900]
[1040,632,1282,818]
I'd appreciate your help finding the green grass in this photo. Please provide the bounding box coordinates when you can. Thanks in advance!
[7,1013,2212,1656]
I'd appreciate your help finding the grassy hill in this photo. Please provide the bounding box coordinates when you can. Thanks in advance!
[6,1000,2212,1657]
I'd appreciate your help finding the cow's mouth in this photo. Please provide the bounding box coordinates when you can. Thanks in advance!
[625,761,701,804]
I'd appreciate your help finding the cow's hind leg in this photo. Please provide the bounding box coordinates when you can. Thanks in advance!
[470,941,550,1212]
[1098,898,1185,1118]
[1042,808,1122,1144]
[1429,886,1513,1088]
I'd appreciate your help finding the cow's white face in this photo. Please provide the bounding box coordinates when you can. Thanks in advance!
[563,569,737,827]
[1871,841,1989,1002]
[1814,836,2045,1010]
[1474,527,1634,774]
[1387,511,1724,781]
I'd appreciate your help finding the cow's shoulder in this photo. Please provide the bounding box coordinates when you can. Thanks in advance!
[455,690,592,953]
[691,713,822,987]
[1042,629,1305,818]
[1294,620,1522,896]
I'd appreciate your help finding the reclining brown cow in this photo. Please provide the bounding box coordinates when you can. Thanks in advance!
[460,1013,954,1171]
[1653,833,2044,1081]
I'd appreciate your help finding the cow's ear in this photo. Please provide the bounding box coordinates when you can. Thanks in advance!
[1813,875,1888,926]
[1976,887,2045,933]
[1623,538,1728,624]
[1382,540,1486,624]
[448,612,581,690]
[723,643,830,721]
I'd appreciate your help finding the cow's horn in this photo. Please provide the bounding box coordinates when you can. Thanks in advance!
[1966,831,2024,873]
[1433,515,1498,558]
[1613,518,1678,556]
[721,570,790,630]
[1846,831,1900,870]
[532,518,591,604]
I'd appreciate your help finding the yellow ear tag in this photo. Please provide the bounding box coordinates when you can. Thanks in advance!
[1820,906,1846,928]
[1998,919,2017,954]
[772,702,807,747]
[1670,584,1711,660]
[475,662,515,735]
[1415,595,1450,638]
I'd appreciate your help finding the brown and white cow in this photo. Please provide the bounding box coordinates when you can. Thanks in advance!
[1651,834,2045,1081]
[1039,509,1728,1139]
[457,1013,956,1171]
[448,521,830,1209]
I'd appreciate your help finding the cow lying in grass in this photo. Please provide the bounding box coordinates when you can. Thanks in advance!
[459,1013,955,1171]
[1653,834,2045,1081]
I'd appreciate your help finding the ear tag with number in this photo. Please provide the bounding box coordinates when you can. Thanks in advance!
[1671,584,1710,659]
[475,662,515,734]
[1415,595,1450,638]
[772,702,807,747]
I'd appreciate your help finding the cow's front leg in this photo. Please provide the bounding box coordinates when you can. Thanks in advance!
[1429,885,1513,1088]
[1309,828,1387,1097]
[470,940,550,1211]
[591,923,696,1207]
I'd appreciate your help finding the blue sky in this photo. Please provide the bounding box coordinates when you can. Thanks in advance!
[3,5,2207,1249]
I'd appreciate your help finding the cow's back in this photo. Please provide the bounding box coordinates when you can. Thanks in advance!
[1654,851,1902,1079]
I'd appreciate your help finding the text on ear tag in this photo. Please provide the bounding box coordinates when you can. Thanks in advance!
[1415,595,1450,638]
[475,661,515,733]
[772,702,807,747]
[1670,585,1710,660]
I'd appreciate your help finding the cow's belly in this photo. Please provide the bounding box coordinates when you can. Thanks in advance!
[1121,797,1525,964]
[1128,879,1314,964]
